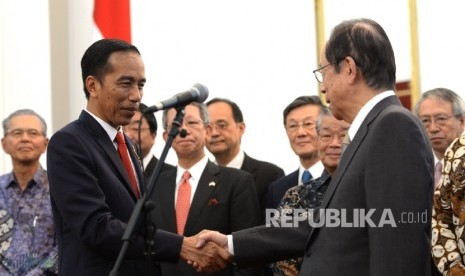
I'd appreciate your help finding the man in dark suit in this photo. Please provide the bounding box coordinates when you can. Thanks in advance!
[205,98,284,219]
[46,39,226,276]
[269,107,349,275]
[123,102,175,184]
[152,102,260,275]
[196,18,434,275]
[266,96,325,209]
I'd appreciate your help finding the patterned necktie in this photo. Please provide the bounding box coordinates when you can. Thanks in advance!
[115,132,140,198]
[176,171,191,235]
[434,161,443,187]
[302,170,313,185]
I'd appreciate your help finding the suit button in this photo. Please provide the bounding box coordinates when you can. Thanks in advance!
[305,247,311,256]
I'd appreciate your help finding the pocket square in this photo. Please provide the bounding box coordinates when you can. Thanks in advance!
[208,181,216,187]
[208,198,219,206]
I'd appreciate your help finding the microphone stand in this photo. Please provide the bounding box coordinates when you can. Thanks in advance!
[110,107,185,276]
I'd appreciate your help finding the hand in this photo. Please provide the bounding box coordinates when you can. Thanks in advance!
[189,230,232,272]
[196,230,229,251]
[180,233,229,274]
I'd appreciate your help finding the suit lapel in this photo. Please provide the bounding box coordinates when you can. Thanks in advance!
[144,156,157,181]
[157,169,177,233]
[184,161,219,235]
[289,170,299,185]
[79,111,141,201]
[240,153,256,174]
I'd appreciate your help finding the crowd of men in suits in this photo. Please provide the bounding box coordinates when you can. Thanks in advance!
[4,18,465,276]
[112,86,465,276]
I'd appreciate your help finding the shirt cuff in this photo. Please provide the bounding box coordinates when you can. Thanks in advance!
[227,234,234,256]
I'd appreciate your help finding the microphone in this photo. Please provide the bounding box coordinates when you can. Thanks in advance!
[142,83,209,113]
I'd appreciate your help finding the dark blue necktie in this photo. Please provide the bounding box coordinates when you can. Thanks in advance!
[302,170,313,185]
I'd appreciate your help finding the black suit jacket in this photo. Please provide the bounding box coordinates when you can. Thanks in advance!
[240,153,284,219]
[232,96,434,275]
[266,170,299,209]
[144,155,175,185]
[152,161,261,275]
[47,111,183,276]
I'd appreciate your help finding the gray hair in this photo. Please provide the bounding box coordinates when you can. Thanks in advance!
[316,107,333,134]
[162,102,210,130]
[414,88,465,118]
[2,109,48,137]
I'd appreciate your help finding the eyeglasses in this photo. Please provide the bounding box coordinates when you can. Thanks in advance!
[420,115,457,128]
[183,119,206,129]
[6,128,44,138]
[210,120,230,131]
[286,121,316,132]
[313,63,334,83]
[167,119,206,131]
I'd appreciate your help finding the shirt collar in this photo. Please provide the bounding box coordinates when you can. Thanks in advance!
[348,90,395,141]
[143,154,154,170]
[225,150,245,169]
[176,155,209,184]
[3,165,47,190]
[299,161,324,185]
[433,152,442,166]
[84,109,119,142]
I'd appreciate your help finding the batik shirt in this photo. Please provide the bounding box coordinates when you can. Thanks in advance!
[432,135,465,275]
[0,166,57,275]
[269,170,331,276]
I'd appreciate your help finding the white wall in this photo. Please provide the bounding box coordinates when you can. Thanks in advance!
[1,0,465,174]
[417,0,465,93]
[132,0,317,172]
[0,0,52,172]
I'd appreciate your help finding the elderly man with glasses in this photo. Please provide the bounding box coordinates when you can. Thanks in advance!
[195,18,434,276]
[0,109,57,275]
[205,98,285,221]
[415,88,465,275]
[150,102,261,275]
[266,96,325,210]
[414,88,465,187]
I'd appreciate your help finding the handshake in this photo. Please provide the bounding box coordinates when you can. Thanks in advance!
[180,230,232,274]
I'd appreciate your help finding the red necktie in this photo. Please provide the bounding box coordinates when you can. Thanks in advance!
[176,171,191,235]
[115,132,140,198]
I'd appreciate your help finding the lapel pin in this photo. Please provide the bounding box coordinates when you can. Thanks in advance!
[209,181,216,187]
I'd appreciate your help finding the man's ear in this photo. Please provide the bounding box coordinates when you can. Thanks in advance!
[344,56,359,84]
[86,76,100,98]
[238,122,246,136]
